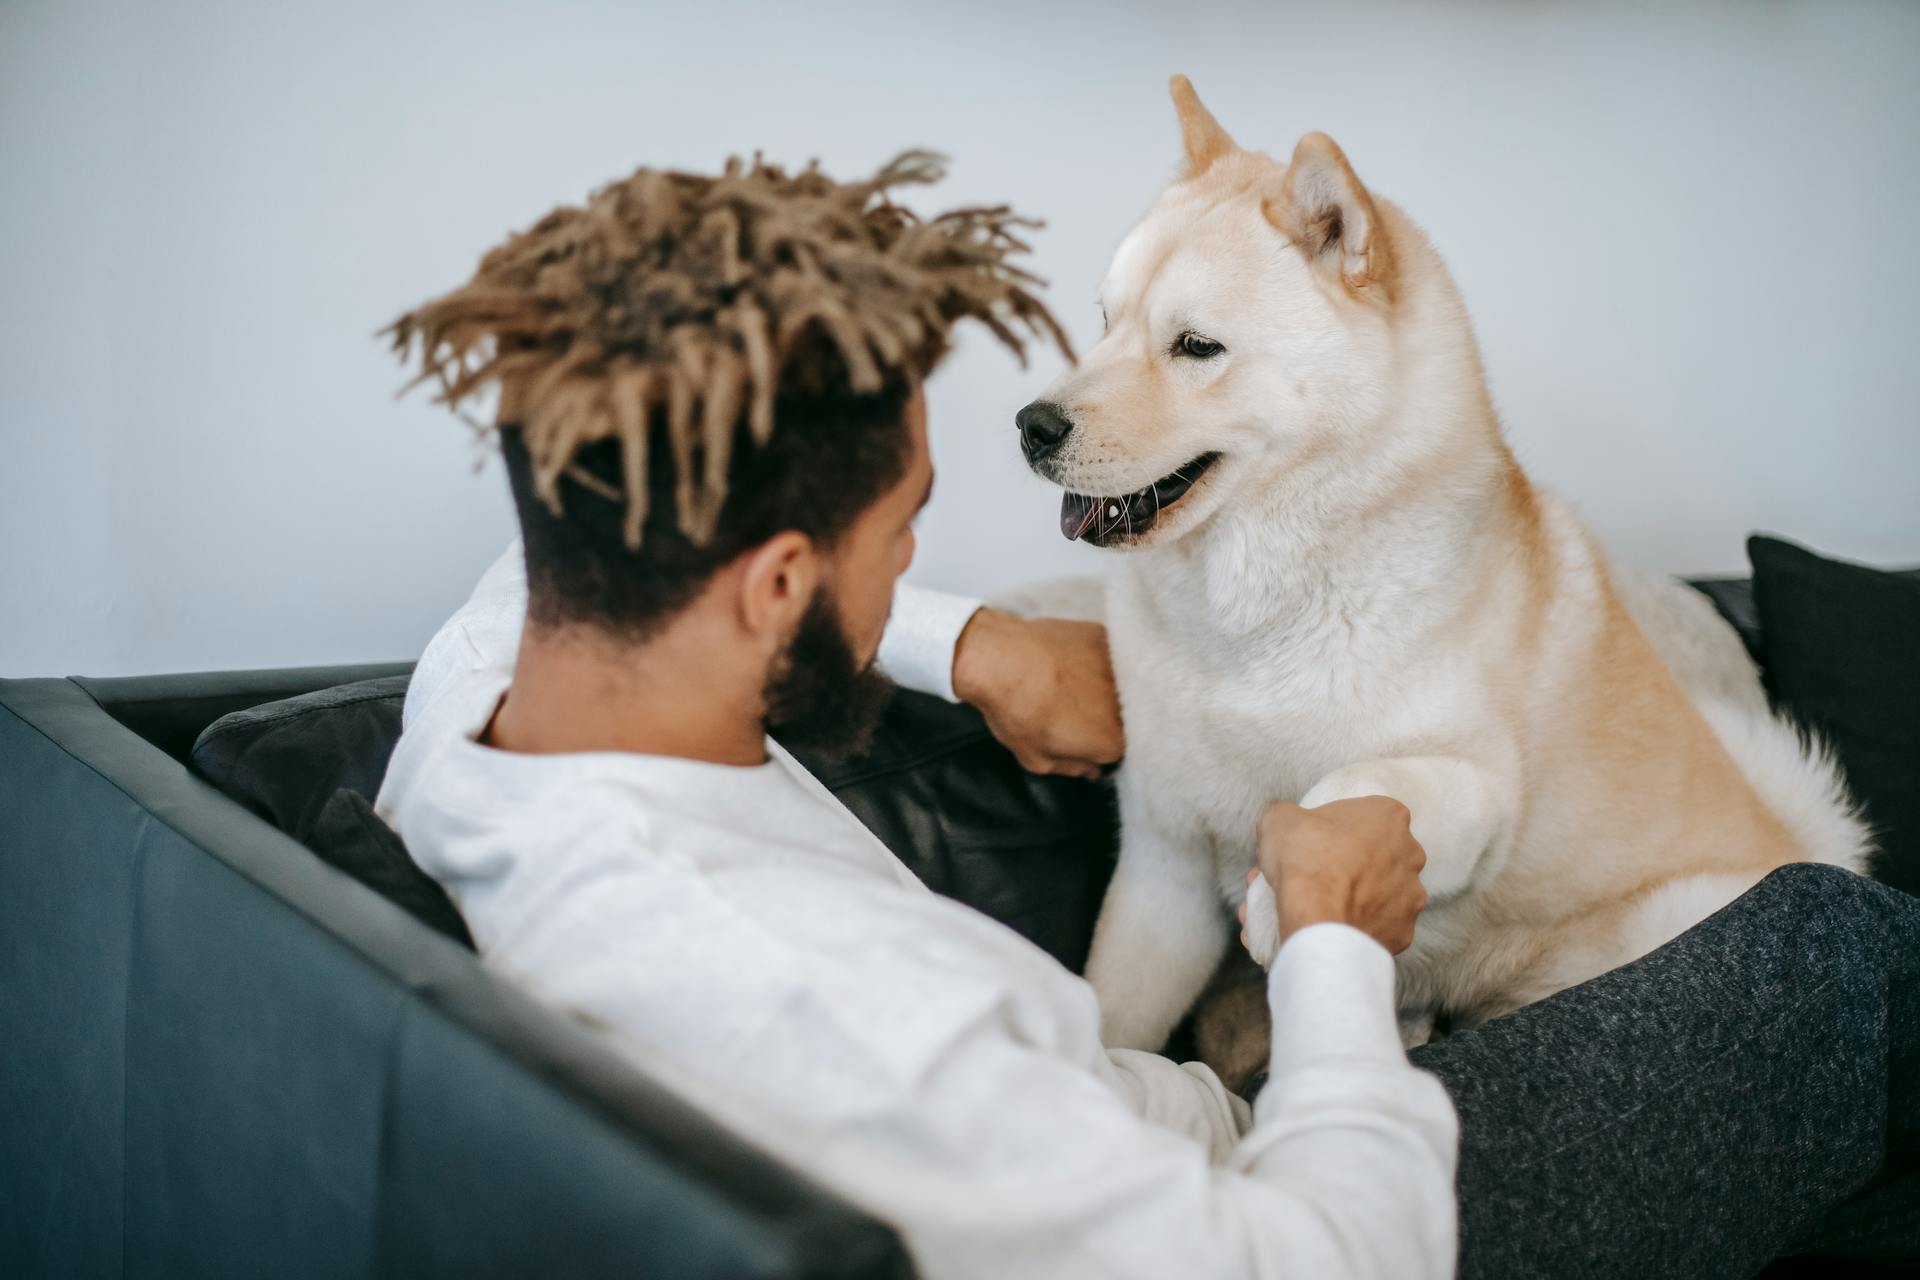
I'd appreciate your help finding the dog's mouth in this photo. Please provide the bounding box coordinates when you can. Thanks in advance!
[1060,453,1222,546]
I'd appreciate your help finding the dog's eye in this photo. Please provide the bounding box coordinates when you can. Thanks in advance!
[1175,332,1224,360]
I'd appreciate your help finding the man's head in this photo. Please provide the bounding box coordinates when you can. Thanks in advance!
[496,385,933,756]
[390,151,1064,754]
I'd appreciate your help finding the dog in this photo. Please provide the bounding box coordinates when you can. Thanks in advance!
[1011,76,1870,1074]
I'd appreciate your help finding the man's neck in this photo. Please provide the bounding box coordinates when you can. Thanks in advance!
[483,617,769,767]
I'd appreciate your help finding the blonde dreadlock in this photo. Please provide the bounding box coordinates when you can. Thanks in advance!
[385,150,1073,549]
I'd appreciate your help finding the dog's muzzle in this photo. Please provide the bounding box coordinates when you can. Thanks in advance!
[1017,400,1074,463]
[1058,452,1222,546]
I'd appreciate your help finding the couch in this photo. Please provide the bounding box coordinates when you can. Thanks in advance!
[0,576,1906,1277]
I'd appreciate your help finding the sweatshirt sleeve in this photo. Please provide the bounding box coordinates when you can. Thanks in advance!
[517,857,1457,1280]
[678,914,1459,1279]
[874,582,983,703]
[1082,924,1460,1278]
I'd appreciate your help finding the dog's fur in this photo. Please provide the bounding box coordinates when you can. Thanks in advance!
[1014,78,1870,1071]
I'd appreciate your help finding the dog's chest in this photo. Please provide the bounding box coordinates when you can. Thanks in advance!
[1112,609,1400,871]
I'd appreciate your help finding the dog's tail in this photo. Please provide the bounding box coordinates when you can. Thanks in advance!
[1616,567,1873,873]
[1694,698,1874,874]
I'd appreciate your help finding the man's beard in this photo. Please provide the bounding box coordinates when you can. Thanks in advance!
[762,588,894,764]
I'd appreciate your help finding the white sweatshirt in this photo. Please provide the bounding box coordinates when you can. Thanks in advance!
[376,545,1459,1280]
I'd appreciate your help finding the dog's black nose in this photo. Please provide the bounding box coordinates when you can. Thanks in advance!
[1017,401,1074,462]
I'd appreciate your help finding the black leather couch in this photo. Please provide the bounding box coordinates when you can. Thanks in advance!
[0,579,1893,1277]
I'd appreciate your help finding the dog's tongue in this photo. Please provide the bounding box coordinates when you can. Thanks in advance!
[1060,492,1103,541]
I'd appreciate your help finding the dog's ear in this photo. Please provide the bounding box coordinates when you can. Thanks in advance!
[1266,133,1394,296]
[1170,75,1235,178]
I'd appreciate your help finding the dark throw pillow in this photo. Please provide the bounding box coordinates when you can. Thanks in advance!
[1749,535,1920,897]
[307,786,475,949]
[783,689,1118,974]
[190,673,410,842]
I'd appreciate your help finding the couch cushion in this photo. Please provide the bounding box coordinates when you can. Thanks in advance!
[307,787,475,949]
[5,675,910,1280]
[786,693,1117,973]
[190,675,408,842]
[1748,535,1920,897]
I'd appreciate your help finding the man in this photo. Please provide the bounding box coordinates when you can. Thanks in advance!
[380,151,1918,1278]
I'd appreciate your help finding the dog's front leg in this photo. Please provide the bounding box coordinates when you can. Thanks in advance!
[1083,825,1230,1052]
[1241,755,1511,968]
[1301,755,1509,898]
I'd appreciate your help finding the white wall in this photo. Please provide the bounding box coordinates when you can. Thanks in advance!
[3,0,1916,677]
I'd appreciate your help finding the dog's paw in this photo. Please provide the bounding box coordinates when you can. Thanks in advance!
[1299,766,1397,812]
[1242,873,1281,968]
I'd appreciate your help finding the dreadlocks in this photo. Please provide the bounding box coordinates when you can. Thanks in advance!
[386,150,1071,550]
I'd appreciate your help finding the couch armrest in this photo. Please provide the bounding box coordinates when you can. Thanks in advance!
[0,675,913,1279]
[70,662,416,764]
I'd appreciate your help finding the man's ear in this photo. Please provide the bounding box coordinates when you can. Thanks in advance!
[1265,132,1394,296]
[736,530,818,640]
[1170,74,1236,179]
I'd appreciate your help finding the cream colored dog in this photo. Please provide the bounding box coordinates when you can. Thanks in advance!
[1013,77,1869,1061]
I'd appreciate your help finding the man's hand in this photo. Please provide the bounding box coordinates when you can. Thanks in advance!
[951,607,1124,779]
[1238,796,1428,959]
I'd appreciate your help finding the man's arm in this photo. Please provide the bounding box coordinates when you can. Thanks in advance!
[507,795,1454,1279]
[1085,795,1454,1275]
[878,583,1124,778]
[406,544,1125,774]
[929,931,1456,1279]
[807,791,1448,1276]
[874,581,984,701]
[535,847,1454,1279]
